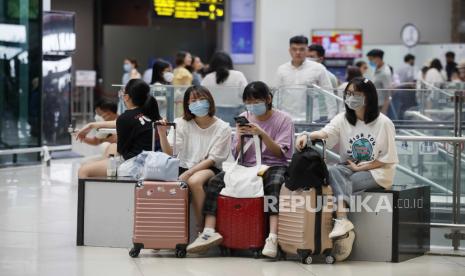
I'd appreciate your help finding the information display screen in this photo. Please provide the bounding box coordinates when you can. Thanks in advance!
[153,0,224,21]
[311,29,363,58]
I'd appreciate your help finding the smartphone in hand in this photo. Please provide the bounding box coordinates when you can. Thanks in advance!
[234,116,250,126]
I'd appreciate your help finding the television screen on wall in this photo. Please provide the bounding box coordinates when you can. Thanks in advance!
[311,29,363,58]
[152,0,224,21]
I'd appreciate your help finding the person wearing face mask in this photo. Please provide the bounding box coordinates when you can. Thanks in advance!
[150,59,174,117]
[186,81,295,258]
[295,77,398,242]
[307,44,339,90]
[122,58,141,85]
[77,101,119,157]
[76,79,162,178]
[156,86,232,234]
[119,58,142,114]
[367,49,393,115]
[151,59,173,85]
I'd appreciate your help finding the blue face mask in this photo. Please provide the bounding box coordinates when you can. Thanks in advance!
[123,63,132,73]
[368,60,377,68]
[189,99,210,117]
[246,102,267,116]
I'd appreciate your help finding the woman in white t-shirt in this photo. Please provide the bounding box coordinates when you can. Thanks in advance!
[425,59,446,85]
[157,86,232,232]
[201,51,248,88]
[296,77,398,240]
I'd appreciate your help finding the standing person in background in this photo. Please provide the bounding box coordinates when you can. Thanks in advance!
[307,44,339,89]
[367,49,392,114]
[151,59,173,85]
[445,51,457,81]
[457,61,465,82]
[122,58,141,85]
[355,61,369,78]
[337,66,362,112]
[397,54,416,83]
[192,56,204,86]
[143,58,156,84]
[201,51,248,87]
[276,35,337,122]
[173,51,193,86]
[120,58,142,114]
[389,65,401,88]
[151,59,174,118]
[425,59,446,85]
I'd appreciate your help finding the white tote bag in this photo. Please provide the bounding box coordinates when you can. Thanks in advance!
[220,135,264,198]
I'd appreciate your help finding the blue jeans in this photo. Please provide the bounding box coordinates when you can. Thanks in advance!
[327,164,380,204]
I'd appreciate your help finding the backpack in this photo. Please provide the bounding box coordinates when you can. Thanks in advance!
[285,144,329,191]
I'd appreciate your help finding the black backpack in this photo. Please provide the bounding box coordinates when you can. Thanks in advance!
[285,141,329,191]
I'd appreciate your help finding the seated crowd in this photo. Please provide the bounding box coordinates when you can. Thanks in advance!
[77,76,397,259]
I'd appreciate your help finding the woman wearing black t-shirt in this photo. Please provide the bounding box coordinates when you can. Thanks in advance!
[77,79,161,178]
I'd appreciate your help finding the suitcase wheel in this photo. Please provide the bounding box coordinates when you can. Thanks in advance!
[302,256,313,265]
[252,250,261,259]
[219,246,229,257]
[129,247,141,258]
[325,255,336,264]
[276,247,286,261]
[175,248,187,258]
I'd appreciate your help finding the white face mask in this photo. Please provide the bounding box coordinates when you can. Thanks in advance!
[163,72,174,83]
[94,114,104,122]
[345,95,365,110]
[307,57,319,63]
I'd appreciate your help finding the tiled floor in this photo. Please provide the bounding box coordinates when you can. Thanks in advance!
[0,158,464,276]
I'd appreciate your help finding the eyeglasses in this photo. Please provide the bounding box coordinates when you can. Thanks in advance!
[345,90,364,97]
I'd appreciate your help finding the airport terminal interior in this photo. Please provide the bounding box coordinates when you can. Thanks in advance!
[1,0,465,275]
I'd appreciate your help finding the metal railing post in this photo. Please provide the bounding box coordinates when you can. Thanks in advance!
[451,90,463,250]
[306,87,313,123]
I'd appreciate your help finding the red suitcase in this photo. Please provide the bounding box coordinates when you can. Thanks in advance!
[216,195,266,258]
[129,122,189,258]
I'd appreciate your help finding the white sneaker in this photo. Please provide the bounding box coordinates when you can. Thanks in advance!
[186,232,223,254]
[261,237,278,258]
[329,218,354,239]
[333,230,356,262]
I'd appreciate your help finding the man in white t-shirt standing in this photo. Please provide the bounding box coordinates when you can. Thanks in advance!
[275,36,337,122]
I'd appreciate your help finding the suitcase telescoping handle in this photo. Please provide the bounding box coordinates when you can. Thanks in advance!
[239,134,262,165]
[152,122,176,156]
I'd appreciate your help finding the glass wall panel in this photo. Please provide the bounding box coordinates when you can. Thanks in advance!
[0,0,42,165]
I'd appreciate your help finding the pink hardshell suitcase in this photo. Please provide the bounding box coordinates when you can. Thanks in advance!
[129,122,189,258]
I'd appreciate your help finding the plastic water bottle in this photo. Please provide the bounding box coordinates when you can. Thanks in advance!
[107,154,117,177]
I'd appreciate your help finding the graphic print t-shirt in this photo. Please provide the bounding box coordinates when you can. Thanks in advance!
[116,108,154,160]
[321,113,399,188]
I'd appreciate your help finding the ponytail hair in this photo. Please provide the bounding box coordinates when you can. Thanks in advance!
[124,79,162,121]
[208,51,233,84]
